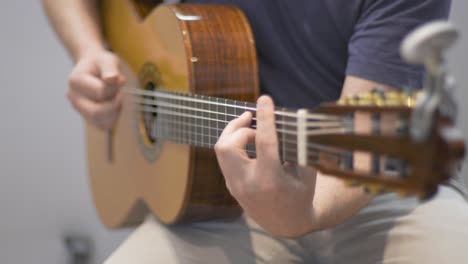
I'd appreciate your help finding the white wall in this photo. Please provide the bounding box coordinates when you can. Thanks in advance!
[0,1,129,263]
[449,1,468,185]
[0,1,466,264]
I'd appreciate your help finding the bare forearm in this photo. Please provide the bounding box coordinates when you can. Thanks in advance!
[310,76,398,232]
[42,0,105,61]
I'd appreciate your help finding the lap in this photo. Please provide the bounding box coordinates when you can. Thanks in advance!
[105,186,468,264]
[104,214,329,264]
[330,186,468,264]
[382,186,468,263]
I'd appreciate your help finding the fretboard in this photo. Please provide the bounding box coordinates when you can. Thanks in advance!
[133,89,346,164]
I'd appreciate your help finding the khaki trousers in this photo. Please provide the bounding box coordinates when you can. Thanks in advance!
[105,186,468,263]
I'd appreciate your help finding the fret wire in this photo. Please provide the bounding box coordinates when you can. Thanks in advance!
[275,106,286,161]
[155,119,254,153]
[177,95,182,144]
[152,118,350,156]
[170,95,176,142]
[152,133,344,161]
[205,95,211,147]
[152,127,348,167]
[137,111,348,141]
[139,107,348,137]
[151,139,343,164]
[184,94,188,144]
[200,95,205,147]
[170,96,174,142]
[139,109,351,142]
[136,106,349,134]
[187,95,191,144]
[181,95,185,144]
[201,95,205,147]
[224,98,228,143]
[173,95,176,143]
[206,96,210,147]
[167,97,171,140]
[133,97,343,125]
[136,92,352,163]
[209,97,214,147]
[193,94,199,146]
[197,95,202,146]
[126,88,339,120]
[216,97,219,141]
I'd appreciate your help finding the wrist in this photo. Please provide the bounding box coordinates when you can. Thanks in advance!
[74,44,108,62]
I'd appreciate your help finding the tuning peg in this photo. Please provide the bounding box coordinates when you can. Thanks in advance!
[404,92,417,107]
[383,92,403,106]
[338,97,353,106]
[337,99,346,105]
[371,93,384,106]
[356,93,373,106]
[364,184,394,195]
[344,180,361,187]
[363,184,382,195]
[348,96,359,105]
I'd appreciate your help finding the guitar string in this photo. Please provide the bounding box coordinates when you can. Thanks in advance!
[149,117,352,157]
[150,140,347,165]
[147,108,387,171]
[145,113,353,166]
[153,132,348,162]
[124,88,342,121]
[128,89,352,164]
[133,97,347,129]
[136,105,347,133]
[149,116,350,144]
[147,113,320,136]
[131,93,343,123]
[136,105,351,136]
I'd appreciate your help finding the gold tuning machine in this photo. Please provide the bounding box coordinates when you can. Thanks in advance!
[363,184,389,195]
[344,180,362,187]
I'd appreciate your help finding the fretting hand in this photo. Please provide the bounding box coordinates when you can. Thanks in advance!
[215,96,318,237]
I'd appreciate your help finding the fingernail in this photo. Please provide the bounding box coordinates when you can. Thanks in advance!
[257,95,271,107]
[241,111,251,118]
[102,71,117,77]
[102,72,118,81]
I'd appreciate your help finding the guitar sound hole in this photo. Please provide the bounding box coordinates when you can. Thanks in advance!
[141,82,158,144]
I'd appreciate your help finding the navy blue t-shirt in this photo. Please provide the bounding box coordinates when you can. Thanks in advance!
[186,0,451,108]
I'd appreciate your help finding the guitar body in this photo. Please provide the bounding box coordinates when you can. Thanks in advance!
[88,1,258,228]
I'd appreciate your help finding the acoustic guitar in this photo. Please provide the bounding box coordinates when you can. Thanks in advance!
[89,0,465,228]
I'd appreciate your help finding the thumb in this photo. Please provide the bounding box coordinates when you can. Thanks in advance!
[97,52,126,86]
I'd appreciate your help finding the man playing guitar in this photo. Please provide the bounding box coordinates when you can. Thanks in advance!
[43,0,468,263]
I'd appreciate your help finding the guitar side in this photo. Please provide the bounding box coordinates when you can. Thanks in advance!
[88,1,259,228]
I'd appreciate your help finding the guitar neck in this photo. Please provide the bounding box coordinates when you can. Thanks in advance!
[130,88,351,166]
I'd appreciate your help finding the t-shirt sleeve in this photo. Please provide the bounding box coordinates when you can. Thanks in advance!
[346,0,451,90]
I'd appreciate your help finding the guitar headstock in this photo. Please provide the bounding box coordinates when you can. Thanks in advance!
[312,90,465,198]
[304,21,465,199]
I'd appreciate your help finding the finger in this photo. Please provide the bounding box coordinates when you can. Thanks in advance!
[218,127,256,153]
[97,53,126,99]
[255,96,280,161]
[215,128,256,194]
[69,73,114,102]
[215,127,256,162]
[68,89,122,129]
[216,111,256,155]
[219,111,252,138]
[97,53,124,85]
